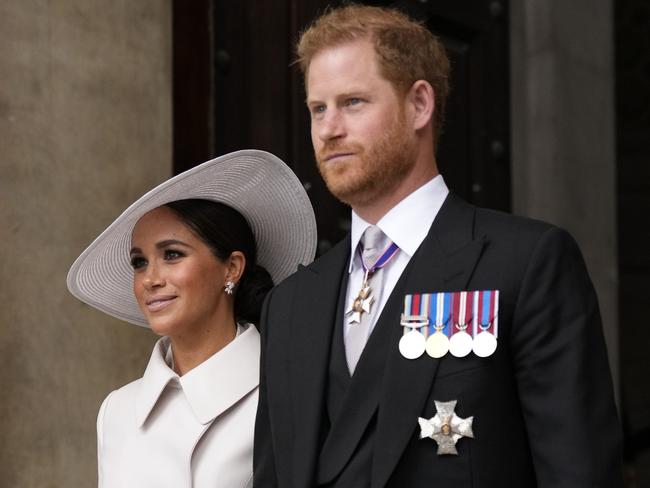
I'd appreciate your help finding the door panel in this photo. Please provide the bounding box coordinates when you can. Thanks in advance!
[173,0,510,252]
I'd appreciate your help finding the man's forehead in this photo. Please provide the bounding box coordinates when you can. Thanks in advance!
[305,41,384,97]
[308,39,377,71]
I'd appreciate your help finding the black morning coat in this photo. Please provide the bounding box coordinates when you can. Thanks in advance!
[253,193,623,488]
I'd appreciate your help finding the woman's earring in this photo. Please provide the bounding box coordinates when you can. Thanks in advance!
[224,280,235,295]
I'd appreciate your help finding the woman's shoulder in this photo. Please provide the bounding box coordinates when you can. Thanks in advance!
[98,337,171,419]
[100,378,142,411]
[97,378,144,456]
[97,378,143,431]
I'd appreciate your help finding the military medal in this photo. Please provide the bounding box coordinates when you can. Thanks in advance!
[472,290,499,357]
[347,270,374,324]
[449,291,474,358]
[399,314,428,359]
[399,293,430,359]
[426,292,450,358]
[418,400,474,455]
[346,241,400,325]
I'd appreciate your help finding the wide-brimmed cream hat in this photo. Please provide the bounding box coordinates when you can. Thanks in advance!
[67,149,317,327]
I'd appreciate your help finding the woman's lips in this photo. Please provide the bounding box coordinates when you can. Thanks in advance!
[145,295,177,312]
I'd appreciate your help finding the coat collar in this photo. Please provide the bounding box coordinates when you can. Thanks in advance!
[136,325,260,427]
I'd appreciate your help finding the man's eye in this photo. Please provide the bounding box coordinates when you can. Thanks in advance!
[164,249,184,260]
[311,105,326,115]
[130,256,146,269]
[346,97,362,106]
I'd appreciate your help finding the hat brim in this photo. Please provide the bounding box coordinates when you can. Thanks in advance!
[67,150,317,327]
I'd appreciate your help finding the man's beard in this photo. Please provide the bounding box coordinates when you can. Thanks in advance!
[315,111,418,208]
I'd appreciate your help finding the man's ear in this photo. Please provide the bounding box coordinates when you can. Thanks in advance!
[408,80,435,131]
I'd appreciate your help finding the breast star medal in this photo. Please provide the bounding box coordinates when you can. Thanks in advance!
[418,400,474,455]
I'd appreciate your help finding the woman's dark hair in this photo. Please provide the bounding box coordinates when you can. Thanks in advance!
[164,199,273,325]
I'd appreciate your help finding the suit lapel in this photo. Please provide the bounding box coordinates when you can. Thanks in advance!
[371,194,486,487]
[289,237,350,487]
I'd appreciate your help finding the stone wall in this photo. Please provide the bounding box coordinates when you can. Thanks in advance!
[0,1,171,485]
[510,0,619,394]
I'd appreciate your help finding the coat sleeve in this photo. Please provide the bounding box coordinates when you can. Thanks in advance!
[509,226,623,487]
[253,288,279,487]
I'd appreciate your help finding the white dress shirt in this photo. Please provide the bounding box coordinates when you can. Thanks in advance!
[97,324,260,488]
[344,176,449,347]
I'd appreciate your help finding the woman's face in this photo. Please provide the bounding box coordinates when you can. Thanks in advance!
[130,206,230,338]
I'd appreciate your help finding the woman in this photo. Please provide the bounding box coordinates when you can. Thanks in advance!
[67,150,316,487]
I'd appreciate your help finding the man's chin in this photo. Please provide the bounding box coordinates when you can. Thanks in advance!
[325,180,377,208]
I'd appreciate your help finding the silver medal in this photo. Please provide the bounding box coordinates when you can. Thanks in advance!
[449,330,473,357]
[399,329,426,359]
[473,330,497,357]
[419,400,475,455]
[425,330,449,358]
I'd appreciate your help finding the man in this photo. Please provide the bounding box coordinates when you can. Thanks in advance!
[254,5,623,487]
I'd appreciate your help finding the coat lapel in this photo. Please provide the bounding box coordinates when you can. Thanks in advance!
[371,194,486,487]
[289,237,350,487]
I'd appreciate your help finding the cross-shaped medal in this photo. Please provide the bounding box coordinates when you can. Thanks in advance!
[347,271,375,324]
[345,239,400,326]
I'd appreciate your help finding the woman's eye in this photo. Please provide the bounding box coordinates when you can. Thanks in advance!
[164,249,184,260]
[130,256,146,269]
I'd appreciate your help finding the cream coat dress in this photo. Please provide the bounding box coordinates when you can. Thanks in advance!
[97,324,260,488]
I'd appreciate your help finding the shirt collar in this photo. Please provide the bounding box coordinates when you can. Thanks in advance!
[349,175,449,272]
[135,324,260,427]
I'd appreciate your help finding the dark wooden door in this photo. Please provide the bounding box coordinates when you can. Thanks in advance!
[615,0,650,469]
[173,0,510,253]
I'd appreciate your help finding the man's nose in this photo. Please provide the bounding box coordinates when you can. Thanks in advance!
[318,109,346,141]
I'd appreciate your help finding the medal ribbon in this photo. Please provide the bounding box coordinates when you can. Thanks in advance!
[466,291,474,328]
[402,292,449,337]
[357,241,400,275]
[444,292,452,333]
[404,290,496,338]
[402,293,431,336]
[478,290,499,337]
[455,291,473,332]
[492,290,499,337]
[451,291,461,336]
[425,292,451,337]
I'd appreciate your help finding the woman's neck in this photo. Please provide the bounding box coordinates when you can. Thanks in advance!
[169,319,238,376]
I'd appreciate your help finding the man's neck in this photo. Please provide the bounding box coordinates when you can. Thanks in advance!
[353,165,438,224]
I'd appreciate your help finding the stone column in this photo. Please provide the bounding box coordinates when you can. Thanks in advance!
[510,0,619,394]
[0,1,171,485]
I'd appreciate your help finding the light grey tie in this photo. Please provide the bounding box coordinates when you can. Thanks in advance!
[345,225,392,374]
